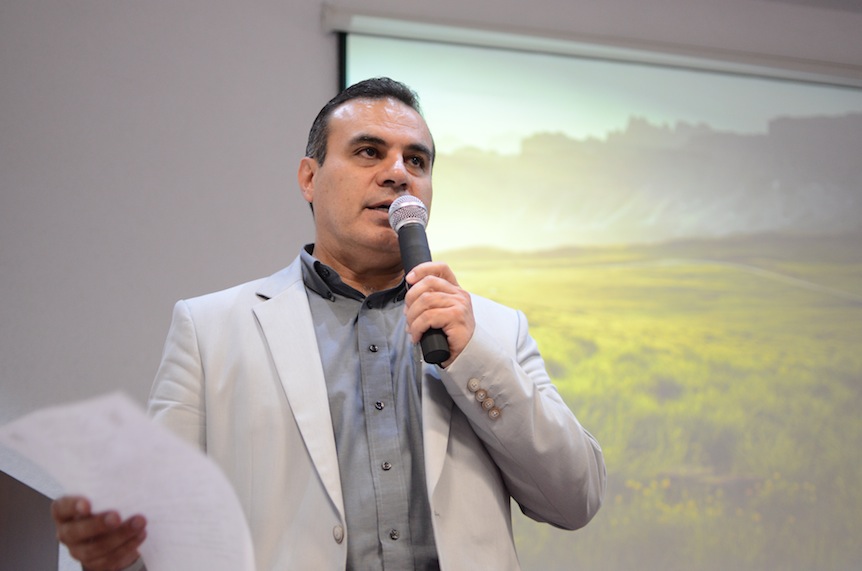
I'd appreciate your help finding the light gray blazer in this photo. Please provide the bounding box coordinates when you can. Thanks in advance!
[148,256,605,570]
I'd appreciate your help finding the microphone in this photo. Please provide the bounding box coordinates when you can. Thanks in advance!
[388,195,451,365]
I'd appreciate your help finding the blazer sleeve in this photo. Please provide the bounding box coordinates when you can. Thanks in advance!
[146,300,207,452]
[438,298,606,530]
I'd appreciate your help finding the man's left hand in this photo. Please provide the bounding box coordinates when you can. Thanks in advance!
[404,261,475,367]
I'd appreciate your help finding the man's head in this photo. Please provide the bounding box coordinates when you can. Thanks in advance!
[305,77,434,166]
[296,78,435,284]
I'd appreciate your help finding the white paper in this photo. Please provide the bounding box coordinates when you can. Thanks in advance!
[0,392,255,571]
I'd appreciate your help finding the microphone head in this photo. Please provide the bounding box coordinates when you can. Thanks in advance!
[388,195,428,232]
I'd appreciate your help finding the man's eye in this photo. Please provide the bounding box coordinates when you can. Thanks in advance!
[360,147,378,158]
[408,156,426,169]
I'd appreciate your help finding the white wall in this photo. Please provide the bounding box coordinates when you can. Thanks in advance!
[2,0,861,424]
[0,0,330,422]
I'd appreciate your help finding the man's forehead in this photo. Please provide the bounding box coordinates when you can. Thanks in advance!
[329,97,431,139]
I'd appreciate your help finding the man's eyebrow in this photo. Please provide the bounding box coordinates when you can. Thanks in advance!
[349,134,386,148]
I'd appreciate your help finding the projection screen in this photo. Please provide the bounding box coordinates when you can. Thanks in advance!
[343,31,862,571]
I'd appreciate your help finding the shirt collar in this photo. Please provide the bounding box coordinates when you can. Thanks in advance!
[300,244,407,306]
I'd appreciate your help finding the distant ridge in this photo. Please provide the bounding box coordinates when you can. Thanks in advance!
[431,114,862,251]
[439,231,862,265]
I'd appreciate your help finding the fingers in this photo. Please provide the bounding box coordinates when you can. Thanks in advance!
[52,496,147,571]
[65,513,147,571]
[404,279,469,341]
[76,522,146,571]
[405,261,459,288]
[404,262,474,363]
[52,495,90,524]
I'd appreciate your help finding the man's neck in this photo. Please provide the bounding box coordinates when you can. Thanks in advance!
[310,245,403,296]
[344,274,402,296]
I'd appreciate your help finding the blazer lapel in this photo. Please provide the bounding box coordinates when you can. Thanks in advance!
[422,363,453,497]
[252,260,344,518]
[250,258,456,515]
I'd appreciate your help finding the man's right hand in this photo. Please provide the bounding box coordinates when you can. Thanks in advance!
[51,496,147,571]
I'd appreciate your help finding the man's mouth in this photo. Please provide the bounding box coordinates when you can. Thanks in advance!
[368,202,393,213]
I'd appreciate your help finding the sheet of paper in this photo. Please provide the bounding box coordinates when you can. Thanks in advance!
[0,392,255,571]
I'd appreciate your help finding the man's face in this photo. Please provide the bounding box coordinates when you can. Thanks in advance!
[298,97,434,273]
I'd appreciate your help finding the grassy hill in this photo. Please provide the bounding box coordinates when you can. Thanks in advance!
[441,232,862,570]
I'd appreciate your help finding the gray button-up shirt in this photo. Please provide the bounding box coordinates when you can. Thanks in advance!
[300,246,439,570]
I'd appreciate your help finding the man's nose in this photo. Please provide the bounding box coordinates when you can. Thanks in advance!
[378,156,409,190]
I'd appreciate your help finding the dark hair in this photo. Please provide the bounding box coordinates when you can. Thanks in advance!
[304,77,431,165]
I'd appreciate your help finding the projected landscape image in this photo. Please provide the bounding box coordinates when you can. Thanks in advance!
[347,33,862,570]
[433,114,862,570]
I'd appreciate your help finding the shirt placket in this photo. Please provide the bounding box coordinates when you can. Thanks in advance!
[357,298,414,569]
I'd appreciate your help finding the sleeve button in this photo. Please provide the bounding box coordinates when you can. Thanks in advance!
[475,389,487,402]
[488,407,501,420]
[482,397,495,410]
[467,378,481,392]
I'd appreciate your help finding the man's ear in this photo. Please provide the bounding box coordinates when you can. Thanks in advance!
[297,157,317,205]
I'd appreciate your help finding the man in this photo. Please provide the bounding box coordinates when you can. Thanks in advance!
[52,77,606,570]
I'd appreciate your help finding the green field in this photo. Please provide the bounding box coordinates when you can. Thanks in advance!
[443,233,862,571]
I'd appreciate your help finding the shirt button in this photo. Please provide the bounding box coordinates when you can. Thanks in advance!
[488,407,502,420]
[366,300,373,309]
[382,461,392,471]
[375,401,385,410]
[482,397,495,410]
[333,525,344,544]
[389,529,400,540]
[369,344,379,352]
[475,389,487,402]
[467,378,481,393]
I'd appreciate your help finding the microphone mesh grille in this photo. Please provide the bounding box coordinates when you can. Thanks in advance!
[388,195,428,231]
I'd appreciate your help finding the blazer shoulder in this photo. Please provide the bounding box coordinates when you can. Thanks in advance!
[470,293,522,327]
[182,257,303,315]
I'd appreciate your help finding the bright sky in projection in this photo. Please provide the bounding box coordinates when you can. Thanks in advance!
[346,34,862,155]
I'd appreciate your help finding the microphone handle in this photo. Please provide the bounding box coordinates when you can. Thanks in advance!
[397,223,451,365]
